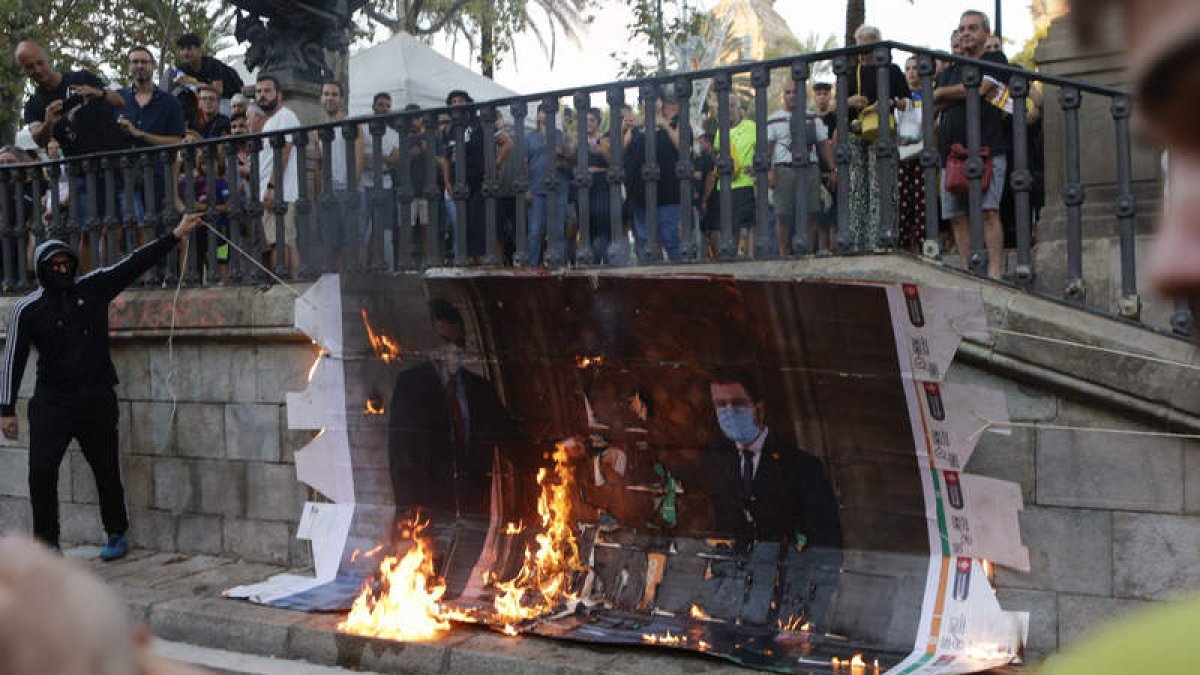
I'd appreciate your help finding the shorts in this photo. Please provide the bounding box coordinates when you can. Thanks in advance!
[702,185,756,233]
[409,197,429,227]
[774,165,822,221]
[263,204,297,246]
[941,153,1007,220]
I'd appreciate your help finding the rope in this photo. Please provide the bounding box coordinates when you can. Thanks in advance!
[164,236,187,422]
[952,320,1200,373]
[971,413,1200,440]
[200,221,316,308]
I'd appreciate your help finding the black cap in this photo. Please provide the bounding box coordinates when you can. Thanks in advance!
[445,89,473,105]
[812,82,833,92]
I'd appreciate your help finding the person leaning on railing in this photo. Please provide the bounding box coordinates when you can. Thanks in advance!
[841,24,910,251]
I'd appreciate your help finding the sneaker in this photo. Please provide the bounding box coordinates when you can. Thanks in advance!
[99,535,128,562]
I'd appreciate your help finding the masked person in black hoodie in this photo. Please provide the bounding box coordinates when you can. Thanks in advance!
[0,213,203,558]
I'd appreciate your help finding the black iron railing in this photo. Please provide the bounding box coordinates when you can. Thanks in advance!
[0,41,1181,333]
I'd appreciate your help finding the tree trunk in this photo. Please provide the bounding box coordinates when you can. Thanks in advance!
[845,0,865,46]
[480,19,494,78]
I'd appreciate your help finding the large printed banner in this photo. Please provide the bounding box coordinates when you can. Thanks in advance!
[229,272,1027,674]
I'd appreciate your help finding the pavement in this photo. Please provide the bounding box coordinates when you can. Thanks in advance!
[70,545,756,675]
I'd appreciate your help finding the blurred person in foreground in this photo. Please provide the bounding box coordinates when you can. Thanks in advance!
[1036,1,1200,673]
[0,534,204,675]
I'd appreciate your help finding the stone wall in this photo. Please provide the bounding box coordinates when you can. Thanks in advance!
[0,285,320,569]
[950,362,1200,661]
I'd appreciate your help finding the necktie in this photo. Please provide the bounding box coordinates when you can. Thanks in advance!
[741,449,755,496]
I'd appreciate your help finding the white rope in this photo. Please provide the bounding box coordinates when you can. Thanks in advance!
[972,413,1200,440]
[200,221,315,308]
[952,319,1200,373]
[165,236,187,422]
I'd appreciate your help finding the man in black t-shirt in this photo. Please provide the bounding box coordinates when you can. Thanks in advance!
[174,33,244,116]
[16,41,126,156]
[934,10,1011,279]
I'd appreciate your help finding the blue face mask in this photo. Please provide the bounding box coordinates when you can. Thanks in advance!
[716,406,760,445]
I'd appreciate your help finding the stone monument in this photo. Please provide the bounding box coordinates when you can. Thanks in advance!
[231,0,367,123]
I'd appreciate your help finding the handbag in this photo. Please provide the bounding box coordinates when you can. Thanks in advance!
[857,66,896,142]
[944,143,992,197]
[896,101,923,160]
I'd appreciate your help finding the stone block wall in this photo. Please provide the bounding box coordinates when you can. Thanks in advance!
[0,286,320,569]
[949,363,1200,661]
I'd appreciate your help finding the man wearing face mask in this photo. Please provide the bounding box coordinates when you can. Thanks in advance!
[387,299,515,520]
[0,213,204,558]
[708,369,841,550]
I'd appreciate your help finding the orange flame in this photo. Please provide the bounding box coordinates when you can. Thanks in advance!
[850,653,868,674]
[575,355,604,369]
[361,308,403,362]
[689,604,711,621]
[492,443,584,631]
[642,629,687,646]
[777,614,810,633]
[307,349,326,383]
[981,559,995,582]
[364,397,385,415]
[338,519,450,641]
[504,521,524,535]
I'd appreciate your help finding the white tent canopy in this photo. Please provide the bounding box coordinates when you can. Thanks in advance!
[348,32,519,116]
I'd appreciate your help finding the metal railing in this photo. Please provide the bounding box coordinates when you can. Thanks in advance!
[0,41,1182,334]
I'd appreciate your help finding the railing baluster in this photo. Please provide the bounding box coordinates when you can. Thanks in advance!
[100,158,117,267]
[224,138,243,283]
[791,58,811,256]
[918,54,940,259]
[481,105,500,266]
[23,166,42,289]
[451,107,470,266]
[640,85,659,264]
[203,143,220,284]
[181,145,199,284]
[159,150,180,286]
[1172,297,1194,337]
[573,91,593,266]
[119,156,136,258]
[675,77,695,262]
[1111,95,1139,320]
[342,122,362,272]
[714,72,735,259]
[963,64,987,276]
[269,134,288,278]
[605,88,626,266]
[247,138,266,282]
[293,131,313,278]
[83,159,99,269]
[139,153,162,285]
[47,160,63,244]
[509,105,529,267]
[1009,75,1034,285]
[543,97,564,267]
[1059,85,1085,302]
[361,119,385,271]
[752,66,772,259]
[833,56,853,252]
[14,169,30,284]
[0,169,13,291]
[874,47,896,249]
[423,113,442,267]
[395,116,414,271]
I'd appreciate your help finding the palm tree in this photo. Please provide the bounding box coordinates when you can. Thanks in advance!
[845,0,865,45]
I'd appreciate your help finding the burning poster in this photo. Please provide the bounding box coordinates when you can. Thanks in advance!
[228,272,1027,673]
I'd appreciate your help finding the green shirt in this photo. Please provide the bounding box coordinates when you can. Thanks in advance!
[715,119,757,190]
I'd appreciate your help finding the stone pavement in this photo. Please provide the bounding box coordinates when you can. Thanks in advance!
[72,545,756,674]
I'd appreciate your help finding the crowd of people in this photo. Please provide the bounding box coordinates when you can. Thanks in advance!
[4,10,1046,280]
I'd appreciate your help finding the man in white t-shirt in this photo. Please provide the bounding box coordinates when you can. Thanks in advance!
[313,80,361,265]
[256,74,301,276]
[359,91,401,267]
[766,80,834,254]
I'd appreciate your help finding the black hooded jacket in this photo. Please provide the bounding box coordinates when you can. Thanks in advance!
[0,234,178,415]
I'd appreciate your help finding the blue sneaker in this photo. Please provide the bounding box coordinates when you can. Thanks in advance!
[99,535,128,561]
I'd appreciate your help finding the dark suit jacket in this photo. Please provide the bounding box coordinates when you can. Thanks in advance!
[387,361,514,516]
[714,433,842,548]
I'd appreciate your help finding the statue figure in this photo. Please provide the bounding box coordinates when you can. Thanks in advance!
[231,0,367,83]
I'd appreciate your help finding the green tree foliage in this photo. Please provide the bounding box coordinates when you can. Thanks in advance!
[360,0,595,79]
[0,0,235,144]
[612,0,708,78]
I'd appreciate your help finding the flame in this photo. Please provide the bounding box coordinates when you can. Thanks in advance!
[981,559,995,582]
[642,629,687,646]
[697,640,712,652]
[338,519,451,641]
[502,624,519,637]
[361,308,403,362]
[575,355,604,368]
[492,443,585,630]
[964,642,1013,661]
[777,614,810,633]
[307,349,326,383]
[364,397,385,415]
[689,604,711,621]
[504,521,524,535]
[849,654,868,674]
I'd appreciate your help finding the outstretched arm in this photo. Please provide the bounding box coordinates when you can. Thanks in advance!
[84,213,205,301]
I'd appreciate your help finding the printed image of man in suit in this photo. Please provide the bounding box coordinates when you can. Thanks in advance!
[708,368,842,550]
[387,299,515,519]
